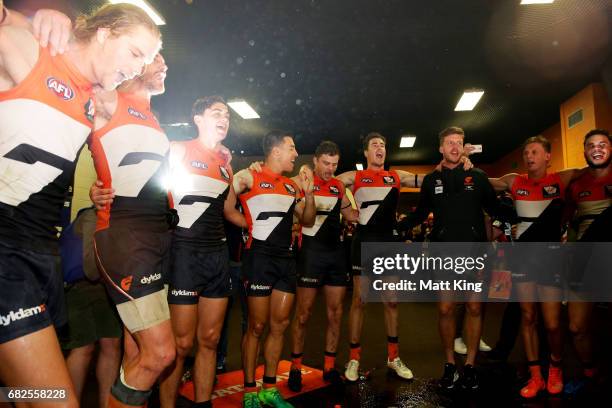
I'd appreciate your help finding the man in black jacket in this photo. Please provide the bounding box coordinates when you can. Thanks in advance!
[399,126,498,391]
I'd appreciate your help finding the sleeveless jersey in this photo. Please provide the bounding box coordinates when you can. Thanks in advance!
[568,171,612,241]
[239,167,302,256]
[301,175,345,251]
[171,139,232,249]
[510,173,565,241]
[352,169,400,236]
[0,46,94,253]
[89,92,169,231]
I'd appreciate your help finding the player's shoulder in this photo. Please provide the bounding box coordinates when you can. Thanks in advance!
[469,167,489,180]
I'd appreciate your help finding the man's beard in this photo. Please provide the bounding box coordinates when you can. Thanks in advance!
[586,154,612,169]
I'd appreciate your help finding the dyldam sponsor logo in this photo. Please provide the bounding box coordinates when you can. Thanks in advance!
[0,304,46,327]
[141,273,162,285]
[171,289,198,297]
[250,284,271,290]
[372,254,487,275]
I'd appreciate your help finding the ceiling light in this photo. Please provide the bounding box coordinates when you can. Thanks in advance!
[227,100,260,119]
[520,0,554,4]
[109,0,166,25]
[454,89,484,111]
[356,163,364,170]
[400,136,417,148]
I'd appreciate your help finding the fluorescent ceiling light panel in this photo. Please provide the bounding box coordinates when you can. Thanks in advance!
[520,0,554,4]
[356,163,364,170]
[454,90,484,111]
[227,100,260,119]
[400,136,417,148]
[109,0,166,25]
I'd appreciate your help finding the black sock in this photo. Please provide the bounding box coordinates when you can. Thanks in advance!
[263,375,276,385]
[193,401,212,408]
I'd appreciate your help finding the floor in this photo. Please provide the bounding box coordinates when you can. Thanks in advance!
[81,295,612,407]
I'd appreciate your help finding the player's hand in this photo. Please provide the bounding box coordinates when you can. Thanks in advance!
[32,9,71,56]
[248,161,263,172]
[461,155,474,170]
[300,166,314,195]
[464,143,476,156]
[90,180,115,210]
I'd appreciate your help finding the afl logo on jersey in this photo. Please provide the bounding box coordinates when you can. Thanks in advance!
[284,183,296,195]
[219,166,230,180]
[46,77,74,100]
[128,107,147,120]
[578,190,592,198]
[259,182,274,189]
[516,188,530,196]
[360,178,374,184]
[329,185,340,195]
[383,176,396,185]
[542,184,559,198]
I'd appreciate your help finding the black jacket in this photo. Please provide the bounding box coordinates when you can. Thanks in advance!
[399,166,498,242]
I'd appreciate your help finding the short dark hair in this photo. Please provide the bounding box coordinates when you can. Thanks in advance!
[191,95,227,120]
[262,130,292,157]
[363,132,386,151]
[438,126,465,145]
[584,128,611,146]
[522,135,551,153]
[315,140,340,158]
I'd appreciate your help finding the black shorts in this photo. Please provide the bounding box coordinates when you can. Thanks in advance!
[242,250,296,296]
[510,244,564,287]
[0,242,66,344]
[297,247,349,288]
[350,231,394,276]
[94,226,171,305]
[61,280,122,350]
[168,245,232,304]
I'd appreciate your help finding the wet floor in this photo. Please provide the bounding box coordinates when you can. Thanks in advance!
[82,298,611,407]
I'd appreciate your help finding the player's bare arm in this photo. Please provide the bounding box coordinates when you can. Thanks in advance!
[339,189,359,222]
[233,168,254,195]
[223,183,247,228]
[0,14,38,90]
[336,170,356,190]
[489,173,518,193]
[396,170,425,188]
[293,171,316,227]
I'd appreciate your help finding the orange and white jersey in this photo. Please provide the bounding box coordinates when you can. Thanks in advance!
[301,175,345,250]
[568,171,612,240]
[170,139,232,248]
[510,172,565,241]
[352,169,400,235]
[89,92,170,231]
[0,47,94,253]
[239,167,303,255]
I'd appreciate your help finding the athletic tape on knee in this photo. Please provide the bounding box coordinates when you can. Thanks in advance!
[111,366,151,405]
[119,365,137,390]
